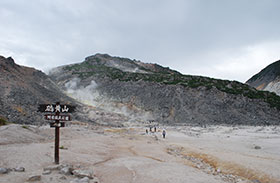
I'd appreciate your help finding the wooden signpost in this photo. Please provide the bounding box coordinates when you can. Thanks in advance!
[38,102,75,164]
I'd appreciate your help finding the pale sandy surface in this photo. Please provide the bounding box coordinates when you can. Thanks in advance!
[0,124,279,183]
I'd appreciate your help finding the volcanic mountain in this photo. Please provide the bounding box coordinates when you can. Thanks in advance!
[246,60,280,96]
[0,55,143,126]
[49,53,280,125]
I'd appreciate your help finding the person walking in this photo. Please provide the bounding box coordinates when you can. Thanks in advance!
[162,129,166,139]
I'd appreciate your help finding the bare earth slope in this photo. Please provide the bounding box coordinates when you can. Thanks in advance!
[0,124,279,183]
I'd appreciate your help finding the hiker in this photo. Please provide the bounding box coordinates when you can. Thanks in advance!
[146,129,148,134]
[154,126,157,132]
[162,129,166,138]
[150,126,152,132]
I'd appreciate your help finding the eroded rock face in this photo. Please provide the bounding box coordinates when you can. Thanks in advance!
[95,79,279,125]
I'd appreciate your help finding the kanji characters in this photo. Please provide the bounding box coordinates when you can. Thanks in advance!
[45,105,54,112]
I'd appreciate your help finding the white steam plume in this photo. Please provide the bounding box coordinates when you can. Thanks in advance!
[64,78,154,124]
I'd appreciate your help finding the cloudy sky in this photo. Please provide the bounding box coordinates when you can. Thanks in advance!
[0,0,279,82]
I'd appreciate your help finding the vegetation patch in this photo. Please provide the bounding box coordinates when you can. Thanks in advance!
[21,125,29,129]
[0,117,8,126]
[59,145,68,150]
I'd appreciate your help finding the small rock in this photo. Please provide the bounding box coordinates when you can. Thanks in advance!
[254,146,261,150]
[59,176,67,180]
[43,165,62,171]
[70,178,79,183]
[27,175,41,182]
[252,180,261,183]
[0,168,8,174]
[80,177,90,183]
[70,177,90,183]
[42,170,52,175]
[73,169,93,179]
[60,166,73,175]
[92,177,99,183]
[14,167,25,172]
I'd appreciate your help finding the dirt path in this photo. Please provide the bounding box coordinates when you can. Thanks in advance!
[0,124,279,183]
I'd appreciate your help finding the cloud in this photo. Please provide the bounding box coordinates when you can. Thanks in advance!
[0,0,279,82]
[177,40,280,82]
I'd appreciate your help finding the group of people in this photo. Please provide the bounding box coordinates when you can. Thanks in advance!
[146,126,166,138]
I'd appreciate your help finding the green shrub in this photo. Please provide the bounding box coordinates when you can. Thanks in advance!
[0,118,8,126]
[21,125,29,129]
[59,146,68,150]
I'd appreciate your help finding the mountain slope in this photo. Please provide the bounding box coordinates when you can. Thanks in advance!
[246,60,280,95]
[0,56,80,124]
[49,53,280,125]
[0,55,143,126]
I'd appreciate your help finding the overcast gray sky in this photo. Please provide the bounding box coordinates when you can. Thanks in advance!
[0,0,279,82]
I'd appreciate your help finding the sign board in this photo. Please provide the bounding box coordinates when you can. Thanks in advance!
[38,104,75,113]
[44,114,71,121]
[38,102,75,164]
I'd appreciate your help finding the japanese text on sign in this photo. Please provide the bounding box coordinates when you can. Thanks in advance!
[44,114,71,121]
[38,104,75,113]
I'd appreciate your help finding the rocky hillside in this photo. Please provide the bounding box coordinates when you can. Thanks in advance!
[246,60,280,95]
[0,56,141,126]
[49,53,280,125]
[0,56,80,124]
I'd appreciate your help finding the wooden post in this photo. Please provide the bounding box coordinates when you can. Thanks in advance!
[38,102,75,164]
[54,102,60,164]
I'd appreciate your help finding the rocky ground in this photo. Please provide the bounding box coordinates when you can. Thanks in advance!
[0,123,280,183]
